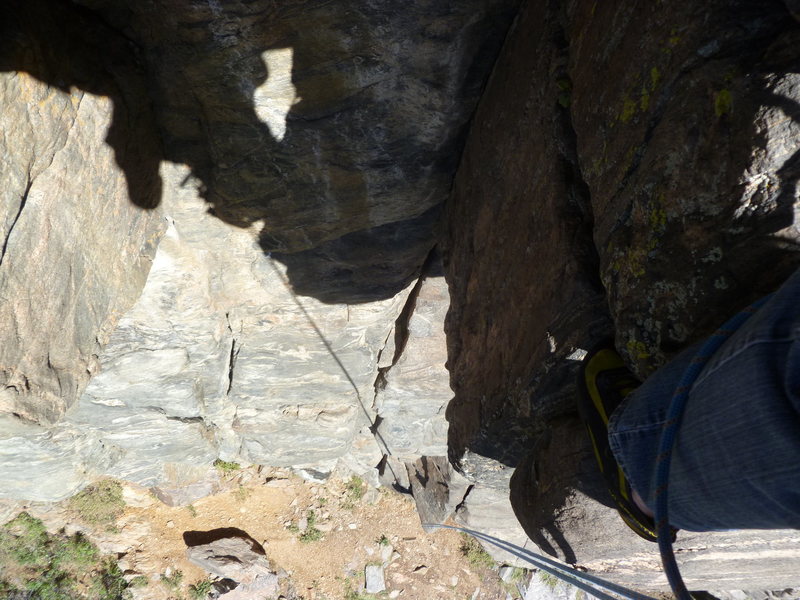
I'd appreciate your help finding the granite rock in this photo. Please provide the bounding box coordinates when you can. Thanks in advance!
[0,1,164,424]
[440,0,800,590]
[566,0,800,374]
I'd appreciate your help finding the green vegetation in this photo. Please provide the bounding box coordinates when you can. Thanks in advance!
[161,569,184,591]
[299,510,323,543]
[213,459,241,473]
[714,89,733,116]
[189,578,214,599]
[128,575,149,588]
[343,476,366,508]
[0,512,131,599]
[538,570,559,589]
[67,479,125,529]
[186,504,198,518]
[376,534,390,546]
[342,575,384,600]
[234,485,251,502]
[459,533,495,570]
[502,567,528,595]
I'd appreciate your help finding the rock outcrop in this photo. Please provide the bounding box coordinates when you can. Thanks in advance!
[1,0,799,594]
[0,0,165,424]
[442,0,800,590]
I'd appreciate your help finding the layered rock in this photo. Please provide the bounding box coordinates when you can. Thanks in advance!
[0,0,515,500]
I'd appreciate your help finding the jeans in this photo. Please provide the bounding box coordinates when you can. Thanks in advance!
[608,267,800,532]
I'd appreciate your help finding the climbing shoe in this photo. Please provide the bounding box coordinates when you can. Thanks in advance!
[577,340,676,543]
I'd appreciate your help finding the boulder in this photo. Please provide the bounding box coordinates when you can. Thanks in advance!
[186,534,275,585]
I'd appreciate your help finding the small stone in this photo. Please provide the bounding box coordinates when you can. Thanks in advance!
[348,523,358,530]
[498,566,514,582]
[365,564,386,594]
[450,576,459,586]
[389,591,401,599]
[380,544,393,563]
[166,521,174,528]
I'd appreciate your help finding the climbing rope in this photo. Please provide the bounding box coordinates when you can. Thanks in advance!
[423,524,659,600]
[653,296,771,600]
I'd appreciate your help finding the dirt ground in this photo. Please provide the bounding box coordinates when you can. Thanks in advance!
[74,468,520,600]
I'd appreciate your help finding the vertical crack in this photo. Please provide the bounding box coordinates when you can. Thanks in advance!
[371,246,439,410]
[225,312,239,396]
[0,176,33,268]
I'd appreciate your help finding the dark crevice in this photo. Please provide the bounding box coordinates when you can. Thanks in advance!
[0,176,32,268]
[453,483,475,514]
[390,246,440,366]
[224,313,239,396]
[165,415,205,425]
[552,20,604,296]
[371,245,439,407]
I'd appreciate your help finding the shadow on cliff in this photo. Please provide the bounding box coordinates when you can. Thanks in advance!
[445,0,800,562]
[0,0,163,212]
[0,0,504,305]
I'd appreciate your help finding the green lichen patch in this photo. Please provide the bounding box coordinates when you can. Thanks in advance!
[714,89,733,116]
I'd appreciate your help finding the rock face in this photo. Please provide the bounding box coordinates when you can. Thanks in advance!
[566,0,800,375]
[2,0,800,593]
[442,0,800,590]
[0,0,514,500]
[79,0,520,302]
[0,0,165,424]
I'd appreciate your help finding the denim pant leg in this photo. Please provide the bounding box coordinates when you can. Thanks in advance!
[608,267,800,532]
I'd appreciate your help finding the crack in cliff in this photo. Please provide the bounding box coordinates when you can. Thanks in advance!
[0,176,32,268]
[371,246,439,408]
[224,312,240,397]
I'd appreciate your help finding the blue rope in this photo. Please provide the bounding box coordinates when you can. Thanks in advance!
[424,524,659,600]
[653,296,771,600]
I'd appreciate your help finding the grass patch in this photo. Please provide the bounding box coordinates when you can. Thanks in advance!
[189,578,214,599]
[213,459,241,474]
[128,575,149,588]
[342,575,383,600]
[185,504,198,518]
[376,534,390,546]
[459,533,495,570]
[299,510,323,543]
[0,512,131,599]
[342,476,365,509]
[234,485,251,502]
[501,567,528,595]
[67,479,125,529]
[161,569,183,591]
